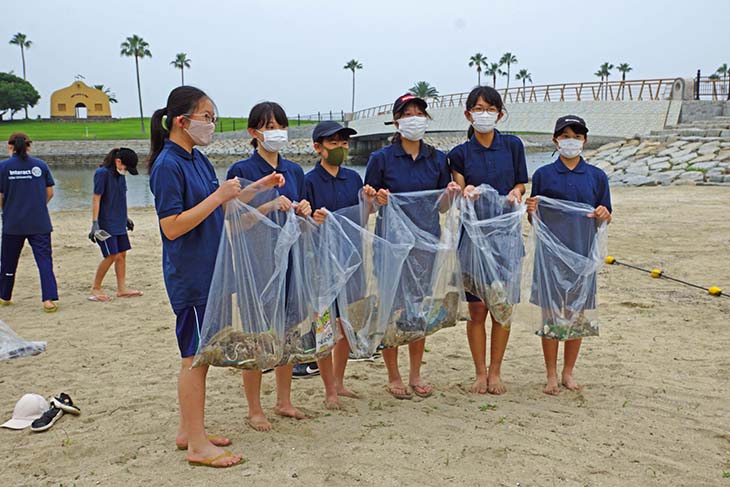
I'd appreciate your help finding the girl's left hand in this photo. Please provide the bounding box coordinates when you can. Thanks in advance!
[312,209,327,224]
[295,199,312,217]
[587,205,611,223]
[445,181,462,198]
[507,187,523,204]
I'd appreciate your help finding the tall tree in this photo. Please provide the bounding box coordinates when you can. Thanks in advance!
[171,53,191,85]
[594,69,605,100]
[0,72,40,121]
[617,63,633,81]
[408,81,439,99]
[120,35,151,133]
[94,84,118,103]
[515,69,532,101]
[499,52,518,92]
[485,62,502,88]
[468,53,488,86]
[343,59,363,113]
[9,33,32,118]
[716,64,729,99]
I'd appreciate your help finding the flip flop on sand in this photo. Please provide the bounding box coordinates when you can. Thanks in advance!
[409,383,433,398]
[117,290,143,298]
[176,434,232,451]
[384,384,412,400]
[87,294,112,302]
[51,393,81,415]
[43,303,58,313]
[187,450,243,468]
[0,298,11,306]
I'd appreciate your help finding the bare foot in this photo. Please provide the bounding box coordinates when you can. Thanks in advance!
[117,289,143,298]
[336,386,359,399]
[544,374,560,396]
[176,433,231,450]
[187,444,242,468]
[274,404,310,420]
[562,372,583,391]
[89,288,111,302]
[487,372,506,395]
[470,375,488,394]
[324,397,342,410]
[246,413,272,432]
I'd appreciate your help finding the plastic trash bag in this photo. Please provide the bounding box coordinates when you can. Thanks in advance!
[279,211,361,365]
[376,189,464,348]
[0,320,46,360]
[526,196,608,340]
[458,184,526,327]
[194,187,300,369]
[334,200,414,357]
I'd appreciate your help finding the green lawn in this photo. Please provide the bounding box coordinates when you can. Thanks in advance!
[0,117,317,141]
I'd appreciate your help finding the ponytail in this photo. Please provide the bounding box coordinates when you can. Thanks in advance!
[102,148,118,169]
[146,85,210,173]
[467,126,475,140]
[7,132,31,160]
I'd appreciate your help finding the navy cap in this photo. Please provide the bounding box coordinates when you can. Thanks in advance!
[312,121,357,142]
[553,115,589,136]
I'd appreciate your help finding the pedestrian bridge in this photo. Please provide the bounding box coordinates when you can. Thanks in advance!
[349,78,688,139]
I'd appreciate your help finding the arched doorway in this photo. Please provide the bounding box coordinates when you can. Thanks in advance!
[75,102,88,119]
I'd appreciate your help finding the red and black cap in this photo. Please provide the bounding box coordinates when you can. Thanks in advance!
[392,94,427,116]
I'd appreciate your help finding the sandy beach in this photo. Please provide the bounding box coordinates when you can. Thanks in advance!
[1,185,729,486]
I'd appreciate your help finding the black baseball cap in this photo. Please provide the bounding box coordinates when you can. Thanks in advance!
[392,93,427,116]
[312,121,357,142]
[117,147,139,175]
[553,115,589,137]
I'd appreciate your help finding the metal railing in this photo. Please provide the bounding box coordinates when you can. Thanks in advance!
[292,111,346,125]
[694,70,730,100]
[353,78,678,120]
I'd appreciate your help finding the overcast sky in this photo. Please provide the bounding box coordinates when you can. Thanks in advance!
[3,0,729,119]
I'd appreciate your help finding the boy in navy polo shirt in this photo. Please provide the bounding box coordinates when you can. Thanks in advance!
[88,148,142,302]
[0,132,59,312]
[294,121,376,409]
[526,115,612,396]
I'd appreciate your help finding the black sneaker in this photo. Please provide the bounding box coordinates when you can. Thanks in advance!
[30,407,64,432]
[51,393,80,415]
[292,362,319,378]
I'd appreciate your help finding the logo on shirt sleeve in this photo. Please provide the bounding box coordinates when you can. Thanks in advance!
[31,167,42,178]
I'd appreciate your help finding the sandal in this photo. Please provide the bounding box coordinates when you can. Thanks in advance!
[176,434,232,451]
[409,383,433,398]
[187,450,243,468]
[51,393,81,415]
[43,303,58,313]
[384,384,412,400]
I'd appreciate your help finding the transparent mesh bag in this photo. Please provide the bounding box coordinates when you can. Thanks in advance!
[0,320,46,361]
[458,184,526,327]
[376,189,464,348]
[526,196,608,340]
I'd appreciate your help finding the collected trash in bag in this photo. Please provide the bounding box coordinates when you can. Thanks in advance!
[458,184,526,327]
[194,187,300,369]
[376,189,464,348]
[334,201,414,357]
[279,211,361,365]
[527,196,608,340]
[0,320,46,361]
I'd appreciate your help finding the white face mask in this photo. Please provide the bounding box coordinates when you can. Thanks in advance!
[185,119,216,146]
[258,129,288,153]
[396,116,428,141]
[470,111,498,133]
[558,138,584,159]
[116,167,127,176]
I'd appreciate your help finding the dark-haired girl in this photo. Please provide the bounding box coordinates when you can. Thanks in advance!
[148,86,279,468]
[227,101,313,431]
[448,86,528,395]
[365,94,459,400]
[0,132,59,312]
[88,147,142,302]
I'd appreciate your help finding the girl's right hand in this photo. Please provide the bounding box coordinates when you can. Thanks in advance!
[216,178,242,204]
[312,209,328,224]
[463,185,479,200]
[256,173,285,189]
[375,188,389,206]
[277,195,292,212]
[525,196,539,214]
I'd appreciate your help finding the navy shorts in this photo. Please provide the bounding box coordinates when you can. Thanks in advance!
[97,234,131,258]
[175,303,206,358]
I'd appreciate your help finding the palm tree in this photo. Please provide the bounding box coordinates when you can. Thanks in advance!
[171,53,191,85]
[515,69,532,101]
[409,81,439,99]
[716,64,729,99]
[485,62,502,88]
[617,63,632,81]
[9,33,32,118]
[94,84,118,104]
[120,35,152,133]
[343,59,363,113]
[499,52,518,92]
[468,53,488,86]
[599,62,614,100]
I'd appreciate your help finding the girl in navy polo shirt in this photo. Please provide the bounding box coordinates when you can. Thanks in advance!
[365,94,460,400]
[526,115,611,396]
[0,132,59,313]
[448,86,528,396]
[88,147,142,302]
[227,101,313,431]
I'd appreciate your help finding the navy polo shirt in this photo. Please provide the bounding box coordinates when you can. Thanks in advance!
[227,151,305,202]
[150,140,224,312]
[448,130,528,196]
[364,141,450,193]
[303,163,363,212]
[94,166,128,235]
[0,155,54,235]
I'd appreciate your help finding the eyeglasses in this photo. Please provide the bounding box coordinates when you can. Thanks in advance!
[185,112,218,124]
[470,107,500,114]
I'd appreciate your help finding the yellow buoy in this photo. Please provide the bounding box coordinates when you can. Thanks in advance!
[651,269,663,278]
[708,286,723,297]
[605,256,616,265]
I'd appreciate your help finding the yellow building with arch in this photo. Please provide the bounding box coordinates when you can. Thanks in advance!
[50,81,112,119]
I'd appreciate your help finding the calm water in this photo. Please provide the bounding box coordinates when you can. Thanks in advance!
[48,152,554,212]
